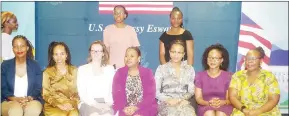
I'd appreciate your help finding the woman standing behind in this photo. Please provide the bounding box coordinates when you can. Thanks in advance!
[229,47,281,116]
[194,44,233,116]
[159,7,194,65]
[1,11,18,61]
[103,5,140,69]
[112,47,157,116]
[155,40,196,116]
[1,35,43,116]
[42,42,79,116]
[77,40,115,116]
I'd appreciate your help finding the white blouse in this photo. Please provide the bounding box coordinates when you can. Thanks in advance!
[77,64,115,107]
[14,74,28,97]
[1,33,15,61]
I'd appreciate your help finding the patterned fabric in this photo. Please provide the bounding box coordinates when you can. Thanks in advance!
[155,61,196,116]
[112,66,158,116]
[229,69,281,116]
[42,65,80,115]
[125,74,143,106]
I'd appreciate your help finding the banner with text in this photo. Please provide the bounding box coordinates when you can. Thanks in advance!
[35,2,241,72]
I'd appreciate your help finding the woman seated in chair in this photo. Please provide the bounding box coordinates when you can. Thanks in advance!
[77,40,115,116]
[155,40,196,116]
[1,35,43,116]
[194,44,233,116]
[42,41,79,116]
[229,47,281,116]
[112,47,158,116]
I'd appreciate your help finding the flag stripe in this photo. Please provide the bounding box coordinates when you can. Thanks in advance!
[238,47,250,55]
[99,7,173,11]
[239,35,271,56]
[99,2,173,5]
[99,4,173,8]
[99,10,171,14]
[238,12,272,71]
[240,30,272,49]
[98,2,173,14]
[240,25,266,39]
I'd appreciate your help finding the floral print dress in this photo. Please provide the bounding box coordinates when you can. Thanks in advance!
[229,69,281,116]
[155,62,196,116]
[125,74,143,106]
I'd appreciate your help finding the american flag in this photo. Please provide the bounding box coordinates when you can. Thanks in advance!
[237,12,272,71]
[98,2,173,14]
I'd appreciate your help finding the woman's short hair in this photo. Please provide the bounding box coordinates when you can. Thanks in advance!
[126,46,141,56]
[202,43,230,71]
[169,39,186,51]
[253,46,265,59]
[113,5,129,19]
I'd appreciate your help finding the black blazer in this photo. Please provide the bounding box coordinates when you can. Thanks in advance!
[1,58,44,104]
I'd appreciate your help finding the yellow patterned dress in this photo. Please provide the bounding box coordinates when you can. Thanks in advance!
[42,65,80,116]
[229,69,281,116]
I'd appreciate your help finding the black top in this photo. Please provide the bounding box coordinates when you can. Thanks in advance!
[159,30,194,62]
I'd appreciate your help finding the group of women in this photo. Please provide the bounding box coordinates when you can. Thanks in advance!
[1,4,281,116]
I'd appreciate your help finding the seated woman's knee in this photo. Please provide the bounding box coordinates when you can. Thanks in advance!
[6,101,23,116]
[216,111,226,116]
[8,101,22,108]
[204,110,216,116]
[24,100,42,115]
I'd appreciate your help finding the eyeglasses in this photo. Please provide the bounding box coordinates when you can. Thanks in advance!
[245,57,261,61]
[90,50,103,54]
[208,57,222,61]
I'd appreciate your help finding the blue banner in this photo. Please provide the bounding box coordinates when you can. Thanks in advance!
[35,2,241,72]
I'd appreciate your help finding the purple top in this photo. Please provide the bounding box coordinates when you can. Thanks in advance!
[112,66,158,116]
[194,70,233,116]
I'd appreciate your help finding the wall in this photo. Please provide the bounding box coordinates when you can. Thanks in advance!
[1,2,35,47]
[35,1,241,72]
[185,2,241,72]
[2,1,287,114]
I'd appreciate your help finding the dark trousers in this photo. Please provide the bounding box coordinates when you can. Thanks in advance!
[189,95,198,114]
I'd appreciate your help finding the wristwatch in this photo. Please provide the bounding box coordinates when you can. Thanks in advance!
[240,106,246,112]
